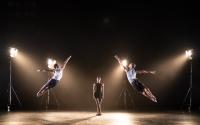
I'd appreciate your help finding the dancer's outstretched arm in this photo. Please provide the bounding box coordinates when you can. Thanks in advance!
[136,70,156,74]
[61,55,72,70]
[102,84,104,99]
[93,83,96,99]
[114,55,128,71]
[37,69,54,72]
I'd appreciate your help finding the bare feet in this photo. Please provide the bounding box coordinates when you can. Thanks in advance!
[96,113,102,116]
[37,90,44,97]
[150,96,157,103]
[142,88,158,103]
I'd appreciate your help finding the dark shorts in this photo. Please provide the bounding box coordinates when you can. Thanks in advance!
[131,79,145,92]
[46,79,59,89]
[94,92,103,99]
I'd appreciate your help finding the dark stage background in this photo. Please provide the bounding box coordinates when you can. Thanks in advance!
[0,1,200,111]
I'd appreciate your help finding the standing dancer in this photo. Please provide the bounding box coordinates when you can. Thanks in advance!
[37,56,72,97]
[93,76,104,116]
[114,55,157,102]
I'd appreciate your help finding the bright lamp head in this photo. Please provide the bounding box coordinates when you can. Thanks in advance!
[185,49,193,60]
[122,59,128,67]
[10,48,18,58]
[47,58,56,69]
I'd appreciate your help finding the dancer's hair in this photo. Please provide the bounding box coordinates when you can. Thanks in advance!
[54,64,59,69]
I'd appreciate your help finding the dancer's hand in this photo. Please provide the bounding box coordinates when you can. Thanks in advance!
[67,55,72,60]
[114,55,119,60]
[150,71,156,74]
[114,55,121,63]
[65,55,72,63]
[37,69,46,72]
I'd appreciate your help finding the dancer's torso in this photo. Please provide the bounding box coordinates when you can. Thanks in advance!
[126,68,136,83]
[94,83,103,95]
[52,68,63,81]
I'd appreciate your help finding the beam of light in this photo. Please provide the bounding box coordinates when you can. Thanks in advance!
[103,64,125,108]
[185,49,193,60]
[152,53,188,94]
[9,47,18,58]
[105,65,124,86]
[13,51,46,92]
[57,64,90,107]
[47,58,56,69]
[155,54,187,79]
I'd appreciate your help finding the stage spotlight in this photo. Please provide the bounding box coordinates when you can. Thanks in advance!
[47,58,56,69]
[8,47,21,112]
[9,47,18,58]
[122,60,128,67]
[185,49,193,60]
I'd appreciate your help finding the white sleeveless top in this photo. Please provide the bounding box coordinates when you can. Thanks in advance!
[126,68,136,83]
[52,68,63,81]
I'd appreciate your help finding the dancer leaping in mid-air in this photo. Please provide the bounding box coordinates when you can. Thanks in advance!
[114,55,157,102]
[36,56,72,97]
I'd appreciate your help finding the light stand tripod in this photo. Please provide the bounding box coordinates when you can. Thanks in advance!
[8,57,22,112]
[41,73,59,110]
[119,81,135,109]
[46,73,51,110]
[182,59,192,112]
[44,89,59,110]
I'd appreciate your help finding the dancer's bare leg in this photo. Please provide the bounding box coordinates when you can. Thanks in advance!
[145,88,156,98]
[98,98,102,115]
[145,88,157,102]
[95,99,100,115]
[142,88,157,102]
[37,85,49,97]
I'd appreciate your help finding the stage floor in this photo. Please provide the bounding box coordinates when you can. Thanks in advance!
[0,111,199,125]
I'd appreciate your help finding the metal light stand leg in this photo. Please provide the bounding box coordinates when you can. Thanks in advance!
[188,60,192,112]
[45,73,59,110]
[45,89,60,110]
[46,90,50,110]
[8,58,22,112]
[51,90,60,109]
[45,73,50,111]
[126,88,135,108]
[119,85,135,109]
[123,88,127,109]
[181,60,192,112]
[8,59,12,112]
[119,88,127,109]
